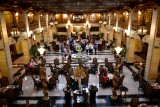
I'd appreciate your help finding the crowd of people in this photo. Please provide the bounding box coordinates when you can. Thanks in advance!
[59,35,101,59]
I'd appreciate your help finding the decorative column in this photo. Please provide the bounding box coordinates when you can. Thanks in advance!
[0,12,14,83]
[108,13,111,26]
[109,29,114,42]
[52,14,57,34]
[44,14,49,42]
[86,14,90,36]
[125,37,135,63]
[67,14,71,37]
[22,39,31,64]
[104,27,108,41]
[125,10,135,63]
[144,7,160,81]
[108,13,114,43]
[127,10,133,36]
[38,14,42,33]
[115,13,119,32]
[116,31,122,46]
[38,14,43,41]
[23,12,31,64]
[25,12,31,48]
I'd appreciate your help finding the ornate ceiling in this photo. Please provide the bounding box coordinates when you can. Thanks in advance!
[0,0,159,13]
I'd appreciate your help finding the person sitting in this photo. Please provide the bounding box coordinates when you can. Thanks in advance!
[30,58,37,67]
[29,58,37,74]
[103,73,109,84]
[101,66,107,75]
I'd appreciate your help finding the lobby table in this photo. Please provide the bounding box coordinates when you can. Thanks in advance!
[0,85,15,99]
[73,88,89,104]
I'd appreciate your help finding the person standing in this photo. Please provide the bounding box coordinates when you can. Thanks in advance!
[94,43,98,55]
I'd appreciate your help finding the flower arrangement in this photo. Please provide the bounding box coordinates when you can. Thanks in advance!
[76,44,82,52]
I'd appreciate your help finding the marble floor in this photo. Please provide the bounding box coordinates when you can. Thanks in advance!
[12,49,159,107]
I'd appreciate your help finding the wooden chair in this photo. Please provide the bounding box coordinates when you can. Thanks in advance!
[49,63,55,74]
[48,76,57,90]
[0,77,9,87]
[68,68,73,76]
[54,44,59,52]
[0,99,8,107]
[31,76,42,91]
[52,41,56,49]
[105,58,109,67]
[108,62,113,72]
[82,76,89,86]
[130,97,139,107]
[98,44,103,51]
[5,88,15,101]
[83,67,89,76]
[99,65,103,75]
[144,84,153,99]
[117,75,125,89]
[65,75,71,86]
[15,78,23,95]
[26,99,30,107]
[54,58,59,66]
[92,58,98,64]
[99,74,106,86]
[138,75,147,91]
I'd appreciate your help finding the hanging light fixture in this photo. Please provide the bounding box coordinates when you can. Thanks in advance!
[49,18,54,27]
[11,12,20,42]
[54,14,58,25]
[103,14,107,26]
[99,14,103,25]
[137,11,147,40]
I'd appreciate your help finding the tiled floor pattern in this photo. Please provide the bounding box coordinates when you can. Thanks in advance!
[10,50,159,107]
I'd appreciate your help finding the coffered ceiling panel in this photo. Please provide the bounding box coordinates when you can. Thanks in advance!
[0,0,159,13]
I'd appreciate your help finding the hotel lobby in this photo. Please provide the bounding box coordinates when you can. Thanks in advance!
[0,0,160,107]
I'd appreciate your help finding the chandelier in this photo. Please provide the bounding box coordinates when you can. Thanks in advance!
[138,13,147,40]
[99,14,103,25]
[99,14,107,26]
[49,14,58,27]
[11,12,20,42]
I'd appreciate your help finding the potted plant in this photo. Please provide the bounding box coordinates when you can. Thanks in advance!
[30,44,38,58]
[99,32,104,39]
[53,33,58,40]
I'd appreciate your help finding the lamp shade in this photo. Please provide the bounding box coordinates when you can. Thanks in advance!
[115,46,122,55]
[38,46,45,55]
